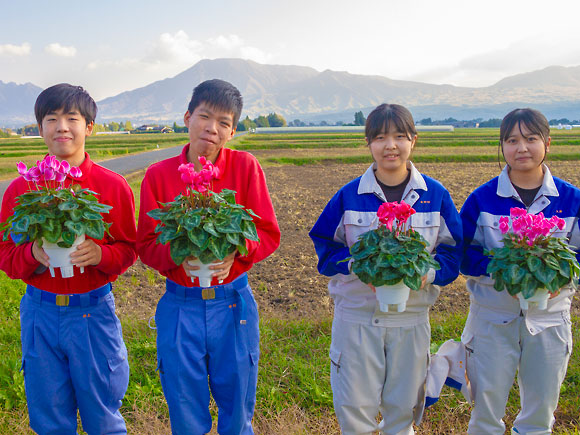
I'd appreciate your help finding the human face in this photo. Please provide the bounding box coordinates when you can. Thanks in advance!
[184,103,235,166]
[368,126,416,184]
[502,122,550,181]
[38,108,93,167]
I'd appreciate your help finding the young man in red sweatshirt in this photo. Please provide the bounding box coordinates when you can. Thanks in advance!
[0,84,137,434]
[137,79,280,434]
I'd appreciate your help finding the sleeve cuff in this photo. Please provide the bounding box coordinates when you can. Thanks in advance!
[24,243,40,267]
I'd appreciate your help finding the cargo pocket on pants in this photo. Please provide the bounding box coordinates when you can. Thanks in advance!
[463,334,477,405]
[108,351,129,404]
[330,348,342,375]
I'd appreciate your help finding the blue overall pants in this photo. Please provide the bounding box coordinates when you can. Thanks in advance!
[20,284,129,435]
[155,273,259,435]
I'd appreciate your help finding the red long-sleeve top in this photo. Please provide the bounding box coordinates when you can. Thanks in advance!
[0,153,137,293]
[137,145,280,287]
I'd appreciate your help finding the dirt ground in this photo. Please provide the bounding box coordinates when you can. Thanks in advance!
[115,161,580,321]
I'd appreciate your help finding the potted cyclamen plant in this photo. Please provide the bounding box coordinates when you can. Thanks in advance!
[349,201,440,312]
[486,207,580,310]
[147,156,260,287]
[0,156,112,278]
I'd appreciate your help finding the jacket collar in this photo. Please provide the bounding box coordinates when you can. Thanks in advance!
[358,161,427,205]
[497,164,558,199]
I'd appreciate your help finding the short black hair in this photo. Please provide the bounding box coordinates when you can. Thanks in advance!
[500,108,550,145]
[187,79,243,127]
[365,103,417,143]
[34,83,97,125]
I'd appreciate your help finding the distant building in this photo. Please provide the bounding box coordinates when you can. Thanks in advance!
[96,131,131,135]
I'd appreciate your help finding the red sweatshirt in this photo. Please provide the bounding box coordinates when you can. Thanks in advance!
[137,145,280,287]
[0,153,137,293]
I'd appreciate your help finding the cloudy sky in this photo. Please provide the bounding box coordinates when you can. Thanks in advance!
[2,0,580,100]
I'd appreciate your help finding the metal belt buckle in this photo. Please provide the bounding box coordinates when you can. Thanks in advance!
[202,288,215,300]
[55,295,70,306]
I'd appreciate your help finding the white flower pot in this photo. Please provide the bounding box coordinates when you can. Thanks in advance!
[517,288,550,310]
[42,234,85,279]
[375,281,411,312]
[186,258,222,287]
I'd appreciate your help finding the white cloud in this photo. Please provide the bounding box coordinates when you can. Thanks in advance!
[148,30,204,64]
[44,43,77,57]
[0,42,31,56]
[142,31,271,67]
[400,34,580,88]
[82,31,274,97]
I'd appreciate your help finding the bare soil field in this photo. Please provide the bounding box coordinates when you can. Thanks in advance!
[115,160,580,323]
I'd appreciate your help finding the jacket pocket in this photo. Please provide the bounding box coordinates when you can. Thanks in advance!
[343,210,378,247]
[478,212,505,250]
[409,212,441,251]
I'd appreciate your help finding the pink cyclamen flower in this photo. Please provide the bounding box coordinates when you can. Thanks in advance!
[499,216,510,234]
[55,171,67,183]
[510,208,527,218]
[23,171,34,182]
[549,215,566,231]
[45,155,59,170]
[69,167,83,178]
[377,202,397,226]
[396,201,416,224]
[28,166,41,182]
[43,167,56,181]
[59,160,71,175]
[17,162,28,175]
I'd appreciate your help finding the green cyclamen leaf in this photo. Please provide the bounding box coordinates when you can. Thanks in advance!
[64,220,85,236]
[526,255,542,272]
[58,201,79,211]
[241,220,259,241]
[169,237,192,266]
[533,265,558,286]
[84,220,105,240]
[82,210,104,221]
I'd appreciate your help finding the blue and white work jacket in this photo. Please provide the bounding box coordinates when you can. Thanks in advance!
[460,165,580,337]
[309,162,462,327]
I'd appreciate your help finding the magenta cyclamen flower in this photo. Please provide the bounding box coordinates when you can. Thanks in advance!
[178,157,218,194]
[27,167,41,182]
[499,216,510,234]
[503,207,565,245]
[17,162,27,176]
[43,167,56,181]
[69,167,83,178]
[59,160,71,175]
[377,201,416,231]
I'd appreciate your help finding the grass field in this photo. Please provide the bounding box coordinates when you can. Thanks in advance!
[0,129,579,434]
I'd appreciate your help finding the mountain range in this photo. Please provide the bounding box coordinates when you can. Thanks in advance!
[2,59,580,127]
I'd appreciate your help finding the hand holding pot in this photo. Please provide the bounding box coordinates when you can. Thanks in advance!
[32,240,50,267]
[70,239,102,267]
